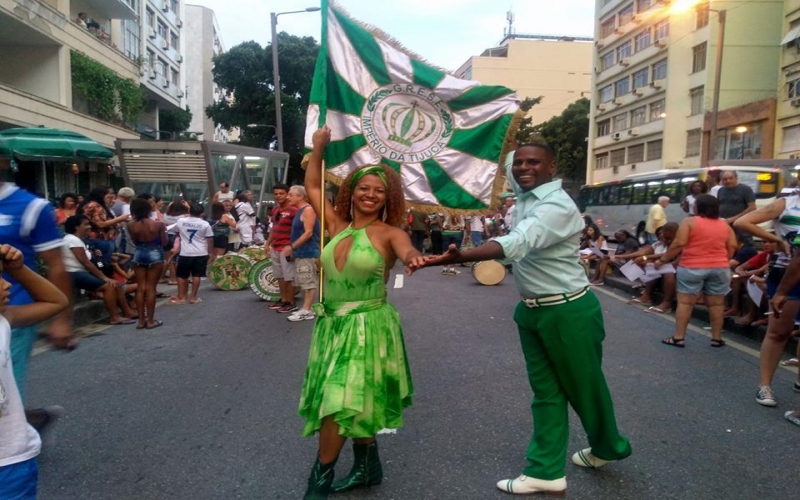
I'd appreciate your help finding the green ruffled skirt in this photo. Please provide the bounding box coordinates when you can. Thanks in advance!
[298,299,414,438]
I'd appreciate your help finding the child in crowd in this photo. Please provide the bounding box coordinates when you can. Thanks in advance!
[0,244,69,499]
[168,203,213,305]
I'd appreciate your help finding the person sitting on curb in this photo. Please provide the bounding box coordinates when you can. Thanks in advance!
[591,229,639,285]
[732,241,775,326]
[624,223,680,314]
[62,216,137,325]
[724,235,758,318]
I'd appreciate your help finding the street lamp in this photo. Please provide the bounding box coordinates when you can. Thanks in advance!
[271,6,321,183]
[672,0,726,163]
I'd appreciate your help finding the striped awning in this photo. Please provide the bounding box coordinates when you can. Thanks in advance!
[122,152,208,183]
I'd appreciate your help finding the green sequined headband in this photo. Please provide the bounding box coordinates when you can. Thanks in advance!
[350,166,387,190]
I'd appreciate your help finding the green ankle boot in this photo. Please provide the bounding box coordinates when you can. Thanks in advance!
[303,457,336,500]
[331,441,383,493]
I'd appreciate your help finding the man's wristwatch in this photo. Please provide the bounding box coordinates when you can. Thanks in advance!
[642,256,648,262]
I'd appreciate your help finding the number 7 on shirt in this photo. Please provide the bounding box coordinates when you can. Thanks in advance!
[187,229,198,244]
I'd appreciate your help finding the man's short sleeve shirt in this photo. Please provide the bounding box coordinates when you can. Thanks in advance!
[718,184,755,219]
[0,185,63,305]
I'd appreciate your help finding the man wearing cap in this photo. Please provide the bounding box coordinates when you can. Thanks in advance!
[410,143,631,496]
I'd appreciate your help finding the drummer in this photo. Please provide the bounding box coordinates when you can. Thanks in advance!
[411,143,631,496]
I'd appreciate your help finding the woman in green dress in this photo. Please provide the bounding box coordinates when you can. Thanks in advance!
[300,126,423,499]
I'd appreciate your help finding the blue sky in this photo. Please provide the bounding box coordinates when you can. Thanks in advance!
[188,0,596,71]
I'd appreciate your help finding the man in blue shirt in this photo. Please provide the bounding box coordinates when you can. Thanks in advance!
[0,177,73,430]
[412,144,631,496]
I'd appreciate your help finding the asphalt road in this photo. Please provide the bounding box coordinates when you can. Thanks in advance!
[27,266,797,500]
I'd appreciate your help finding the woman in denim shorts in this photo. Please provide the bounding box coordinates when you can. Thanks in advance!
[655,195,737,348]
[128,199,167,330]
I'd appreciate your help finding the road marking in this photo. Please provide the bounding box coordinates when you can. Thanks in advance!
[377,428,397,435]
[592,285,795,373]
[394,274,404,289]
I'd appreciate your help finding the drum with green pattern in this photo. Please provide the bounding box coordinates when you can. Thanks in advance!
[248,258,281,302]
[240,246,267,262]
[208,254,254,290]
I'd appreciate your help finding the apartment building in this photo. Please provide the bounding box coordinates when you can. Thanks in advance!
[133,0,185,136]
[775,0,800,162]
[185,4,233,143]
[456,34,593,126]
[587,0,783,184]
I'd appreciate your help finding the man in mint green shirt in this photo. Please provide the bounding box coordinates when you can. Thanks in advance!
[413,144,631,496]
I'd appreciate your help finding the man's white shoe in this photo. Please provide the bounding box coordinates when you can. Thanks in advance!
[572,448,611,469]
[287,310,315,322]
[496,475,566,496]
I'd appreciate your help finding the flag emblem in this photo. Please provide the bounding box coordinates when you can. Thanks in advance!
[362,84,453,164]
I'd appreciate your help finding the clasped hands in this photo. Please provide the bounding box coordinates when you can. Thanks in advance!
[405,244,462,276]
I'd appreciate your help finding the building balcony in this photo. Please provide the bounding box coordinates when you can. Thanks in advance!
[0,82,138,147]
[3,0,139,81]
[72,0,137,21]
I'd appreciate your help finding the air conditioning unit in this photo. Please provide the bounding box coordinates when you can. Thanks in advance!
[613,97,624,105]
[596,39,605,48]
[620,58,631,66]
[612,165,620,174]
[162,1,169,12]
[149,27,156,39]
[162,78,170,88]
[651,79,665,89]
[139,66,146,76]
[615,27,625,35]
[177,90,185,98]
[633,14,644,24]
[148,70,157,80]
[162,39,170,50]
[655,38,668,48]
[177,55,183,63]
[791,98,800,108]
[594,67,601,74]
[177,20,183,28]
[628,127,640,136]
[612,132,621,141]
[633,88,645,96]
[597,103,608,112]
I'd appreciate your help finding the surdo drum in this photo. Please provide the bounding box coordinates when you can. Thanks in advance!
[471,260,506,286]
[208,254,254,290]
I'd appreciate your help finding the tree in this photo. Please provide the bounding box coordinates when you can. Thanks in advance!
[159,106,193,137]
[206,34,319,178]
[532,98,591,183]
[515,96,543,144]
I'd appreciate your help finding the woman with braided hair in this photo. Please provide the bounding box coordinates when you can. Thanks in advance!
[299,126,423,499]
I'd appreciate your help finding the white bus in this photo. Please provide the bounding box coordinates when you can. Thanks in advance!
[577,166,783,243]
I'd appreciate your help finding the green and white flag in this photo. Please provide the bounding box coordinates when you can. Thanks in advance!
[305,0,522,213]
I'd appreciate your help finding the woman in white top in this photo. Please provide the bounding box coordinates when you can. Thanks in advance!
[0,244,68,499]
[62,215,137,325]
[680,180,708,216]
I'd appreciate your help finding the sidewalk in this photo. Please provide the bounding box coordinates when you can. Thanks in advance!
[602,275,799,355]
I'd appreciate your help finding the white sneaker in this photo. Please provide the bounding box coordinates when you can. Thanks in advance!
[756,386,778,407]
[572,448,611,469]
[288,309,315,322]
[496,475,566,496]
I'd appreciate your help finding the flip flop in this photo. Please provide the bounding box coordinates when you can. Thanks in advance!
[190,298,203,304]
[136,324,147,330]
[168,297,186,305]
[155,292,169,298]
[662,336,685,348]
[109,318,136,325]
[710,339,726,347]
[645,306,673,314]
[627,298,653,306]
[146,321,164,330]
[784,411,800,427]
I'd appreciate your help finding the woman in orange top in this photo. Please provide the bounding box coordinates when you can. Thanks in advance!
[55,193,78,226]
[655,194,737,347]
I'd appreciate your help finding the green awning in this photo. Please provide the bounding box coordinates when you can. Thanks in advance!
[0,127,114,162]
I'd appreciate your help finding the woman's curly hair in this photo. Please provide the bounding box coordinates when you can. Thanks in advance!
[335,164,406,227]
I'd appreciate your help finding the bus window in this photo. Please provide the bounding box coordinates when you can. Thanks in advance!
[607,184,620,205]
[738,171,778,199]
[619,183,633,205]
[661,178,680,201]
[632,183,647,204]
[578,188,590,211]
[646,180,662,202]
